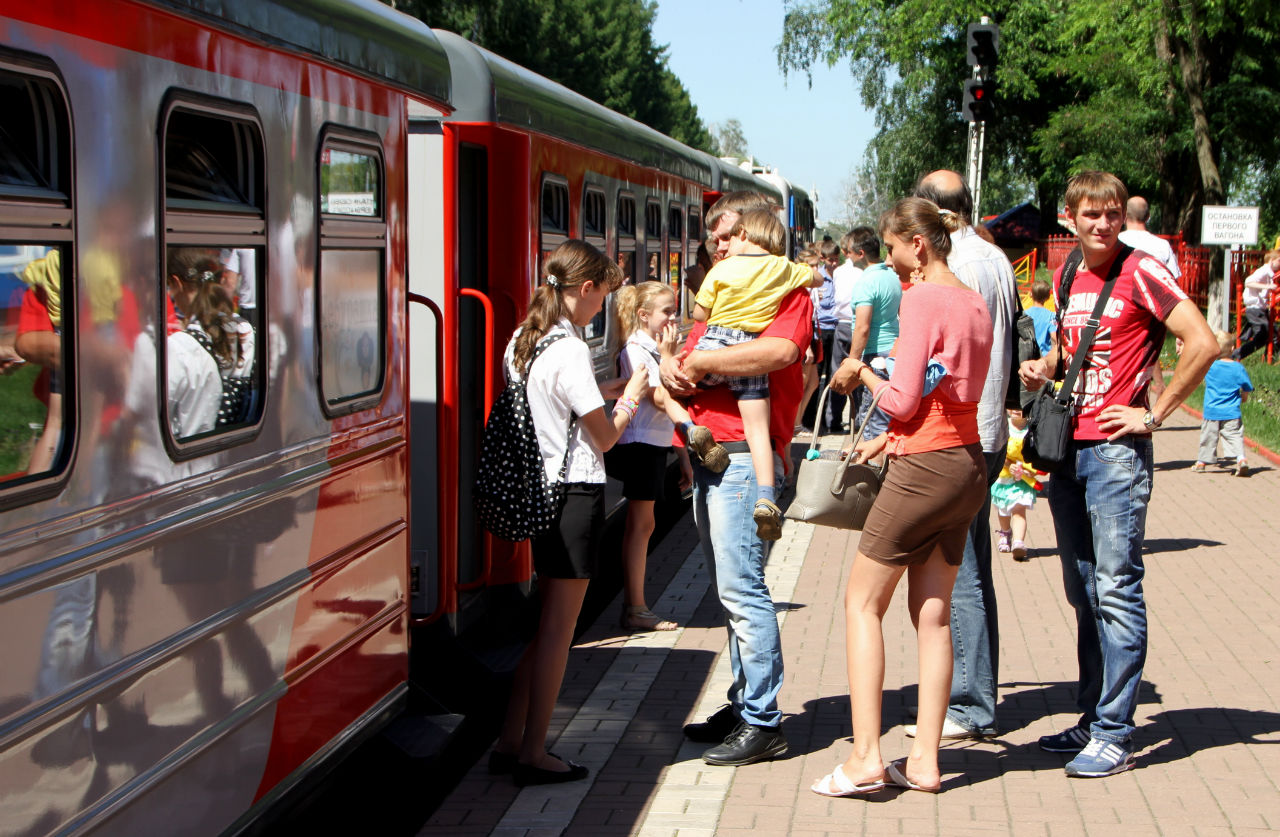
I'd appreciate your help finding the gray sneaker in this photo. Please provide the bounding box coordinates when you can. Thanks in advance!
[1065,737,1135,777]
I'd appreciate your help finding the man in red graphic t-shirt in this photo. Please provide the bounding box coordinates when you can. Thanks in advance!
[1019,171,1217,779]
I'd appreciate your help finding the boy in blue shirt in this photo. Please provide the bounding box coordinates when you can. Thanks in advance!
[1194,331,1253,476]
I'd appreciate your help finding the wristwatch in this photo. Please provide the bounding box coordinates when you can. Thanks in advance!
[1142,410,1161,431]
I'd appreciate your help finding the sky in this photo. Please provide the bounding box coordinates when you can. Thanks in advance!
[651,0,877,227]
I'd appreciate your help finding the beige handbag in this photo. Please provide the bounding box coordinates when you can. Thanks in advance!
[784,384,887,531]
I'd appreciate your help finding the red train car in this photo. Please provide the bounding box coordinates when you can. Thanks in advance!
[0,2,808,832]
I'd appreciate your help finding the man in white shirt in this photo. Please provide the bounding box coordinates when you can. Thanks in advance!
[827,236,863,431]
[1118,196,1180,277]
[909,169,1018,741]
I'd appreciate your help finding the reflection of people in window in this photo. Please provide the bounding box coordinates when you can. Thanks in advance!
[164,250,224,437]
[15,251,64,473]
[357,330,375,389]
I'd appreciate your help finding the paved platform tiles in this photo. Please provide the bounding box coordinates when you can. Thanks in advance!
[421,407,1280,836]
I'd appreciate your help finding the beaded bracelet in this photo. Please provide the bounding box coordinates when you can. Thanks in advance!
[614,396,640,419]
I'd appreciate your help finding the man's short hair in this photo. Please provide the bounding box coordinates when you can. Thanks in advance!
[730,208,787,256]
[1065,171,1128,214]
[706,190,775,233]
[819,238,840,260]
[846,226,880,260]
[1126,196,1151,224]
[914,173,973,225]
[1031,278,1052,304]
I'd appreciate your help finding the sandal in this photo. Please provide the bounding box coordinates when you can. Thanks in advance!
[810,764,886,797]
[885,759,941,793]
[622,606,678,632]
[996,529,1012,553]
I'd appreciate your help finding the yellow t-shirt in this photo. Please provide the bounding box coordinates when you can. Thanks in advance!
[694,254,814,332]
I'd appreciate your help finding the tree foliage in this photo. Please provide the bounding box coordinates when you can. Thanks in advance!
[778,0,1280,240]
[711,118,750,159]
[384,0,714,152]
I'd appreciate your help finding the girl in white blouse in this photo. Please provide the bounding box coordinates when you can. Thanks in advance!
[492,240,649,787]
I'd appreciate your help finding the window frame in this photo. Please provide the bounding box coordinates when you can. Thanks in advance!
[315,127,388,418]
[0,56,75,508]
[159,93,268,457]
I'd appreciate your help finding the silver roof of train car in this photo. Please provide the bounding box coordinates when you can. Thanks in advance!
[434,29,712,187]
[714,158,783,203]
[143,0,451,106]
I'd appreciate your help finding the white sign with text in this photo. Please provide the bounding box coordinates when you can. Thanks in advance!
[1201,205,1259,246]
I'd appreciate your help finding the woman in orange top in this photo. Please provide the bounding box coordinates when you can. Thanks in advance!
[812,197,992,797]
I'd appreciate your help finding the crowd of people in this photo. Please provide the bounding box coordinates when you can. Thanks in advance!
[489,170,1234,793]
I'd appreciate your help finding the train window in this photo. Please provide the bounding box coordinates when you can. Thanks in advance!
[0,67,73,496]
[616,194,636,239]
[582,187,606,241]
[644,200,662,281]
[539,175,569,274]
[317,134,386,415]
[162,102,266,447]
[165,111,262,214]
[644,200,662,242]
[667,204,683,296]
[688,209,702,247]
[580,187,608,344]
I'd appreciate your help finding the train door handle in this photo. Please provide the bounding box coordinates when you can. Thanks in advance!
[459,288,494,420]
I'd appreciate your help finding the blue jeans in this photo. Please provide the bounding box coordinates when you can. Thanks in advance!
[947,450,1005,734]
[692,452,784,728]
[1047,436,1152,744]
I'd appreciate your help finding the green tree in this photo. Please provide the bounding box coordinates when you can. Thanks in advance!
[778,0,1280,239]
[385,0,714,152]
[711,118,750,159]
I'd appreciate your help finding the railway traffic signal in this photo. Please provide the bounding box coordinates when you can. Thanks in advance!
[967,22,999,70]
[963,78,995,122]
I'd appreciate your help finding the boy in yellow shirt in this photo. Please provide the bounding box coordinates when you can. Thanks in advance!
[670,208,818,539]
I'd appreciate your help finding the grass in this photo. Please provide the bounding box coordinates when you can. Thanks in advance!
[1161,334,1280,455]
[0,364,46,476]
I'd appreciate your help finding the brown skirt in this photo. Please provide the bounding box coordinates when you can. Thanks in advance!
[857,444,987,566]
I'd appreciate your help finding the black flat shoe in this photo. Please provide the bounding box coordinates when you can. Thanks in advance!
[488,750,517,775]
[512,756,589,787]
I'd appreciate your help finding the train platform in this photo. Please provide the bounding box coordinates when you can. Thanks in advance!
[419,405,1280,837]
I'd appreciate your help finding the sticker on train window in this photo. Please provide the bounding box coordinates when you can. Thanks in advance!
[321,148,381,217]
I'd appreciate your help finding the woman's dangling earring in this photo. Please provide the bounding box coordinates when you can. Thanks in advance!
[910,260,925,284]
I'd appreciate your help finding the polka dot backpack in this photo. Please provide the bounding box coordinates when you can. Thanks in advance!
[475,331,577,542]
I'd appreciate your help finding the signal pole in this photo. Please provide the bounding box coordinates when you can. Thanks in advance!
[964,17,998,220]
[967,112,985,223]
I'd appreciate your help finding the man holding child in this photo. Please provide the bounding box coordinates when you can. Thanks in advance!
[661,191,812,766]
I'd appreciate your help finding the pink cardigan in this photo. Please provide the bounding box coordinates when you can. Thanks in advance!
[871,282,992,455]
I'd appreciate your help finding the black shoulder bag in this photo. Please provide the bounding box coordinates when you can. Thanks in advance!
[1023,246,1131,471]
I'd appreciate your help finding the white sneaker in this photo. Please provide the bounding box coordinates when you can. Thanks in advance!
[903,717,983,740]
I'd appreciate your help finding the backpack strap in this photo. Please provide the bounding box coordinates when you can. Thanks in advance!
[523,328,578,484]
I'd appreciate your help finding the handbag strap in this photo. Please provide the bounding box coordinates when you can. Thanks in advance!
[1053,245,1132,405]
[805,380,887,455]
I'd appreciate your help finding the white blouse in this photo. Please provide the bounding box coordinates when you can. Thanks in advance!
[617,330,674,447]
[503,319,606,484]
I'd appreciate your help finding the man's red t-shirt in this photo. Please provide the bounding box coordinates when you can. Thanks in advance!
[680,288,814,458]
[1055,248,1187,440]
